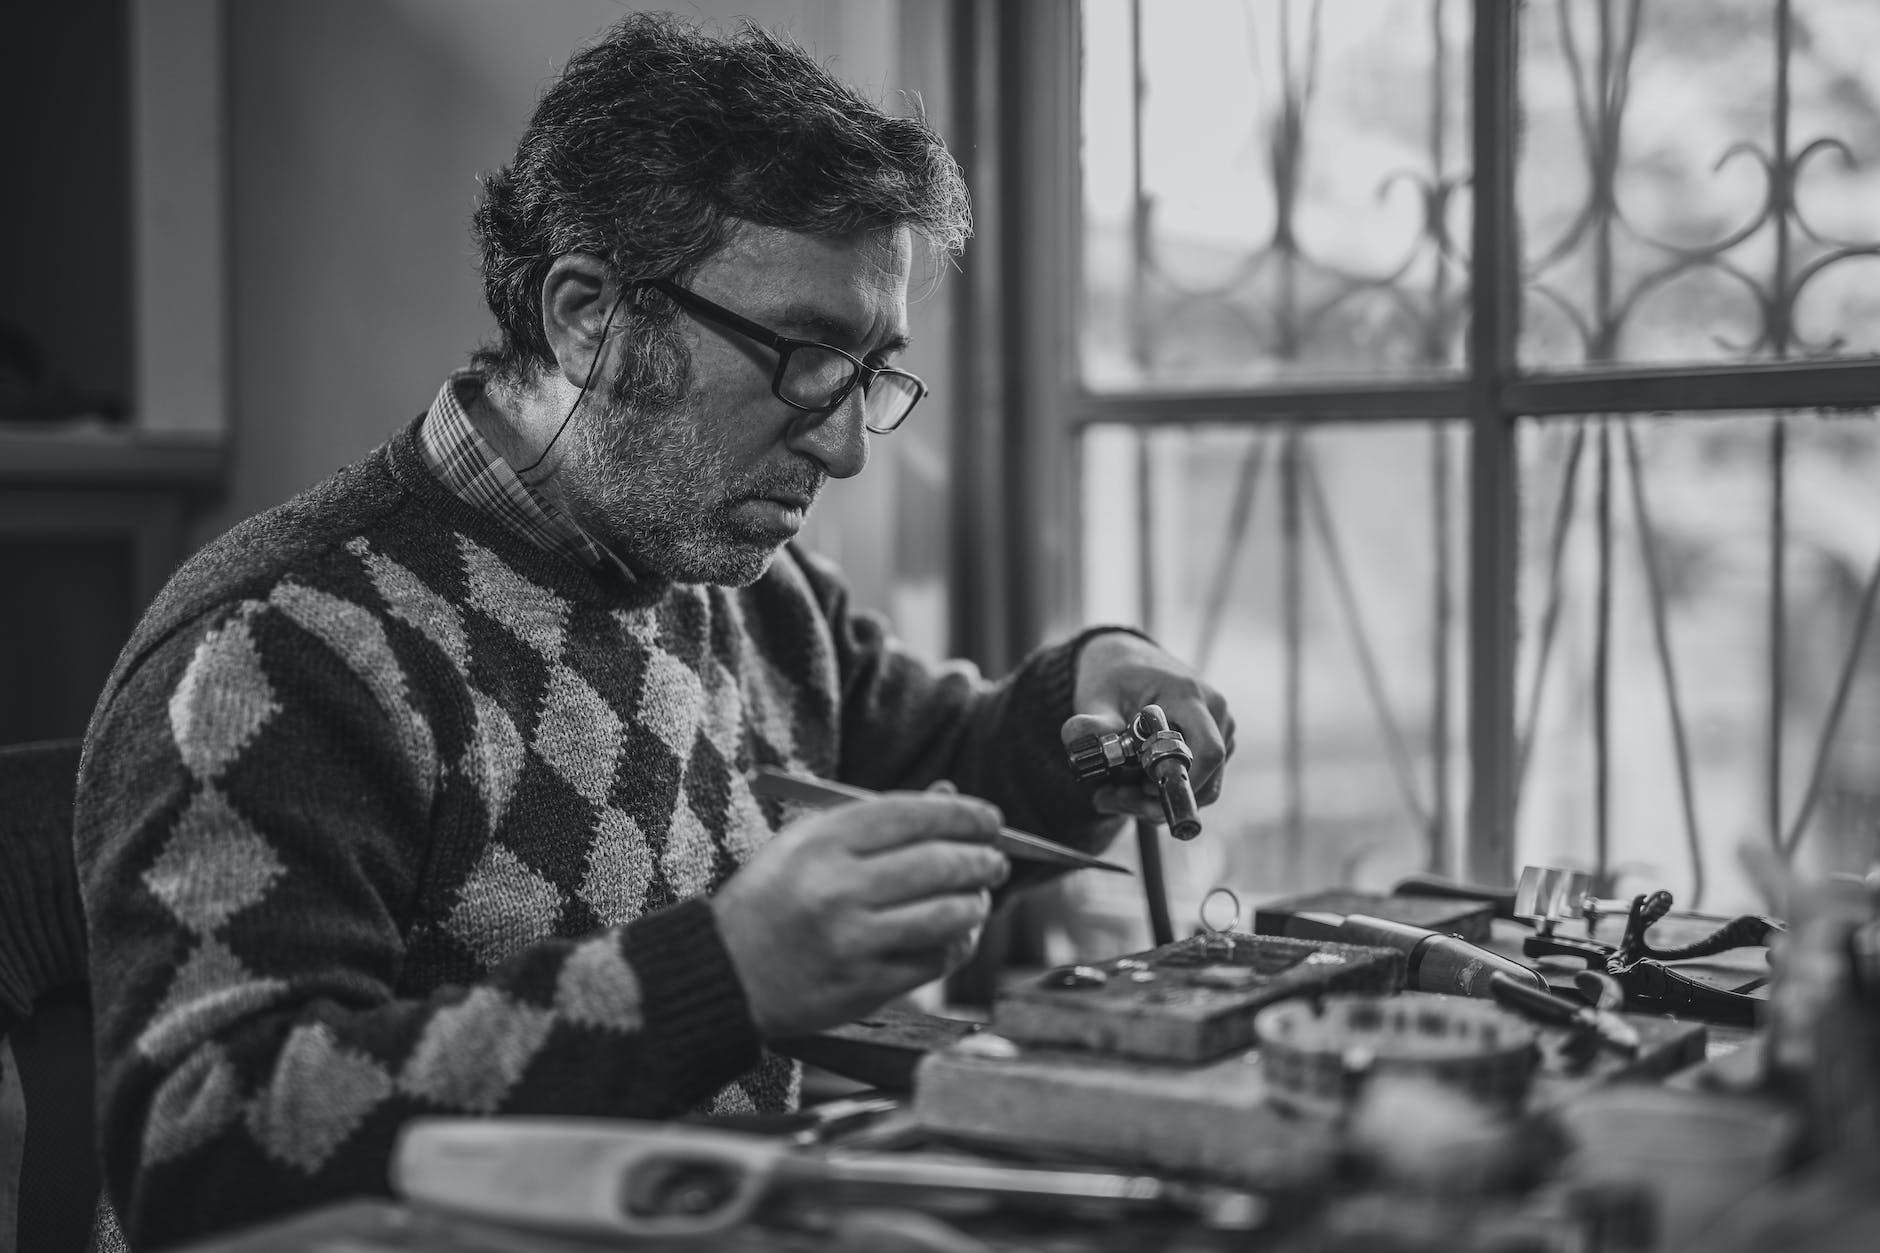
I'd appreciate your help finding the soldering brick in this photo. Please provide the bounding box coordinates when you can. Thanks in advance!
[990,932,1405,1064]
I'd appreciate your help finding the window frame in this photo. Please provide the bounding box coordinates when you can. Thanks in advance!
[988,0,1880,886]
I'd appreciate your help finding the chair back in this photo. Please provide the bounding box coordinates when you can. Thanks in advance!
[0,739,97,1253]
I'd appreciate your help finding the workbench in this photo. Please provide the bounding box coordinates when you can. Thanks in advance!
[167,906,1847,1253]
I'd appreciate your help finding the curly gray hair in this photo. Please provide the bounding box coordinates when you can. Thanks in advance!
[470,12,971,395]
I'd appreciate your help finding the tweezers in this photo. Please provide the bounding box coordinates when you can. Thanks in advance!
[748,766,1131,875]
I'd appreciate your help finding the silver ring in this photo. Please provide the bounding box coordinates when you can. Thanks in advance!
[1199,885,1242,936]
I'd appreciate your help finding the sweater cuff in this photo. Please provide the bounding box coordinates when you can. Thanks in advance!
[621,896,763,1094]
[1006,625,1160,836]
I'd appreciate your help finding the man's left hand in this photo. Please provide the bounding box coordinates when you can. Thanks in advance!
[1064,631,1235,826]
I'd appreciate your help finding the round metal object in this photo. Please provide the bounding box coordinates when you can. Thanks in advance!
[1042,964,1110,990]
[1199,886,1242,935]
[1255,994,1539,1119]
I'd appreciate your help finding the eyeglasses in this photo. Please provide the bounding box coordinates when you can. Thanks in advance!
[646,278,927,433]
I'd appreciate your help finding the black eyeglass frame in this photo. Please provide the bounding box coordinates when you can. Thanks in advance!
[646,277,928,433]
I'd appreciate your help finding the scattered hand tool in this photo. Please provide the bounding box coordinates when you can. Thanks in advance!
[1487,970,1641,1063]
[748,767,1130,875]
[1282,911,1551,999]
[1401,864,1783,946]
[1066,704,1202,840]
[392,1118,1268,1240]
[1393,868,1783,1026]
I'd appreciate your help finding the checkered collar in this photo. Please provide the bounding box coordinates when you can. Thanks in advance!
[418,371,639,584]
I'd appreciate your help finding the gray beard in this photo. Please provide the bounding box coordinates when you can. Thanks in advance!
[555,385,823,587]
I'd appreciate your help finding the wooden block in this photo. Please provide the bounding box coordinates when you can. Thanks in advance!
[914,1038,1341,1190]
[916,993,1707,1190]
[1255,889,1496,944]
[990,932,1405,1064]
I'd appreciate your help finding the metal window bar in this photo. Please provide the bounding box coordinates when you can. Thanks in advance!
[1298,443,1438,845]
[1068,0,1880,911]
[1118,0,1468,895]
[1620,419,1707,906]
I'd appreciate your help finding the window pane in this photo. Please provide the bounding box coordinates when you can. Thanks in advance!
[1519,0,1880,368]
[1078,0,1471,392]
[1065,421,1469,956]
[1515,410,1880,916]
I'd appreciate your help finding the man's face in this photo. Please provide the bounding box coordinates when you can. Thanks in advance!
[559,224,913,586]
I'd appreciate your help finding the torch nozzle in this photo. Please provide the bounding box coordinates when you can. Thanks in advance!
[1065,704,1203,841]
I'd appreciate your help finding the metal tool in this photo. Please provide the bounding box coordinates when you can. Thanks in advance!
[748,767,1130,875]
[1396,867,1782,1026]
[1286,911,1550,999]
[1397,863,1768,939]
[1487,970,1641,1059]
[1066,704,1202,840]
[393,1118,1267,1239]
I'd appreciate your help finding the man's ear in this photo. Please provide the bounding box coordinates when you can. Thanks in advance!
[540,254,618,389]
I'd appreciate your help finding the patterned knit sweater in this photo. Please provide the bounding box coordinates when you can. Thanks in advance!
[74,418,1113,1249]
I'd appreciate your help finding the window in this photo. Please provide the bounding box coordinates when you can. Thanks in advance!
[1020,0,1880,946]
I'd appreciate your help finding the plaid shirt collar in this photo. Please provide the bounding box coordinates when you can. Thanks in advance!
[418,371,638,583]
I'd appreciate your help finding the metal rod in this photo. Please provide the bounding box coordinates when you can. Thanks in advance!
[1781,543,1880,858]
[1429,0,1455,873]
[1593,421,1613,890]
[1464,0,1521,884]
[1431,423,1453,873]
[1768,0,1794,856]
[1500,360,1880,417]
[1514,421,1590,809]
[1769,419,1787,852]
[1137,818,1175,947]
[1194,436,1270,675]
[747,769,1132,875]
[1068,360,1880,428]
[1282,424,1305,879]
[1300,447,1434,837]
[1620,420,1707,907]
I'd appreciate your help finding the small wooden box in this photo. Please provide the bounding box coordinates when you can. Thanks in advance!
[990,932,1406,1064]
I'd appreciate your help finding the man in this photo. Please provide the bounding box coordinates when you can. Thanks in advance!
[76,14,1232,1249]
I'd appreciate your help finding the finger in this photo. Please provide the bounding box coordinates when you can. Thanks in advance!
[1061,712,1128,750]
[857,840,1011,905]
[818,794,1004,854]
[865,889,993,954]
[1160,691,1229,786]
[926,778,959,795]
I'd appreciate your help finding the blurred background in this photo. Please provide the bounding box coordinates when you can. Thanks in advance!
[7,0,1880,959]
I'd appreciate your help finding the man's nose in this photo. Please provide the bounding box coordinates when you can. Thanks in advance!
[785,389,870,480]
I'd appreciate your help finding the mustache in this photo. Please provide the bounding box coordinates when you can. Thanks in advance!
[736,464,827,505]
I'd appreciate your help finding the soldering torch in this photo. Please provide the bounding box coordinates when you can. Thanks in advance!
[1066,704,1202,840]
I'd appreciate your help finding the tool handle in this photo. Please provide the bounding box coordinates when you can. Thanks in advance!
[1488,970,1581,1026]
[748,768,1129,874]
[1391,874,1518,919]
[393,1118,780,1239]
[1640,914,1785,962]
[1342,914,1548,998]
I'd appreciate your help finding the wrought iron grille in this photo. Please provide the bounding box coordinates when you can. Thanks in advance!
[1057,0,1880,936]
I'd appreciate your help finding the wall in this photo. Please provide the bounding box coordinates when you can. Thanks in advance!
[217,0,956,632]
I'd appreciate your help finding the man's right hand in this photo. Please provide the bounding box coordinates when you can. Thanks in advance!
[710,789,1010,1039]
